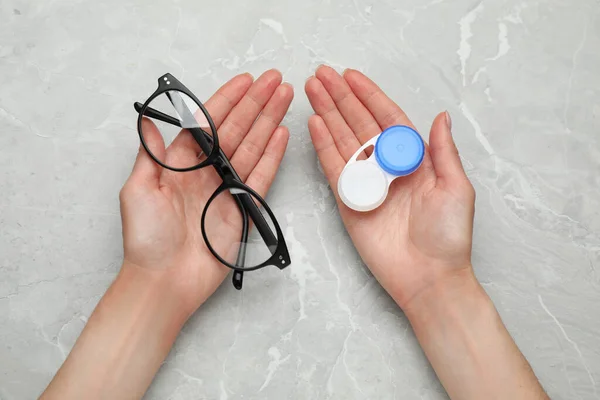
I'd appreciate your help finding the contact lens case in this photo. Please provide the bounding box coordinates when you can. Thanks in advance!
[338,125,425,212]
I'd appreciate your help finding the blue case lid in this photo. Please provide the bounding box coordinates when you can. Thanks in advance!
[375,125,425,176]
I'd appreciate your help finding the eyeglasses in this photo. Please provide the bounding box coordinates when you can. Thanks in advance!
[133,73,291,290]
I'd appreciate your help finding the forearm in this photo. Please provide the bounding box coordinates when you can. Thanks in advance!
[41,262,189,400]
[403,268,548,400]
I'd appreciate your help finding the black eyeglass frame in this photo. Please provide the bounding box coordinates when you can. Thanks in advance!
[134,73,291,290]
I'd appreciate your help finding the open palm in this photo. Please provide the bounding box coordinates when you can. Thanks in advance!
[306,66,475,309]
[119,70,293,313]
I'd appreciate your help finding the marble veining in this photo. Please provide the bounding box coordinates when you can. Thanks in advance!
[1,0,599,399]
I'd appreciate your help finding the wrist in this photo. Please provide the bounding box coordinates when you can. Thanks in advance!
[42,262,190,399]
[400,266,547,400]
[118,261,192,326]
[401,266,491,325]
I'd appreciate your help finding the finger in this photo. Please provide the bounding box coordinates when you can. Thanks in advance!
[231,83,294,181]
[218,69,283,158]
[245,126,290,197]
[429,112,468,186]
[343,69,416,130]
[131,118,166,188]
[203,72,254,128]
[307,114,345,197]
[305,76,361,161]
[315,65,380,145]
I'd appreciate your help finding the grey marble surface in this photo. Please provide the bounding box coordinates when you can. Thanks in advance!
[1,0,599,399]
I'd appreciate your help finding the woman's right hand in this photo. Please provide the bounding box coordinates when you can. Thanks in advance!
[305,65,476,311]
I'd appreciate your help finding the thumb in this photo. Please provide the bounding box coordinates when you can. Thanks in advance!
[129,118,165,188]
[429,111,468,187]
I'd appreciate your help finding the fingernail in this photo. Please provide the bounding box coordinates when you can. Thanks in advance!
[445,111,452,131]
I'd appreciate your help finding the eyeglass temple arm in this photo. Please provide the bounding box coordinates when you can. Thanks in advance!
[232,195,249,290]
[134,102,182,127]
[134,102,218,147]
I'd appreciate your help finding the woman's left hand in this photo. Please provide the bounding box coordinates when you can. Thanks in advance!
[120,70,293,315]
